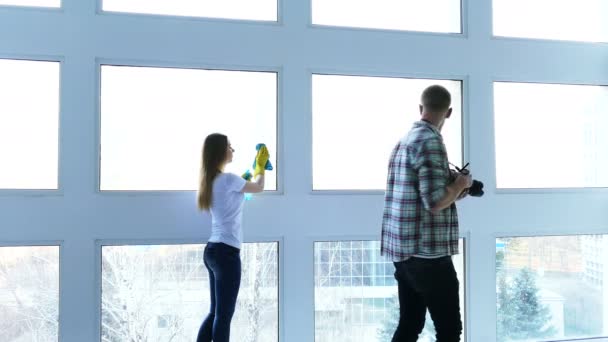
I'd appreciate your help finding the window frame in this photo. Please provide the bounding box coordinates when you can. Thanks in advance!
[491,0,608,44]
[0,56,63,194]
[309,0,467,36]
[494,231,608,342]
[0,241,62,341]
[492,78,608,193]
[311,234,469,342]
[96,237,283,342]
[95,59,283,194]
[97,0,282,25]
[310,70,468,193]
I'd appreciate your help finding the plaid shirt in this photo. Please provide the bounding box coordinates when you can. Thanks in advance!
[381,120,459,261]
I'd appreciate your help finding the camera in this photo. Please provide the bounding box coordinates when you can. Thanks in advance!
[467,179,484,197]
[451,162,484,197]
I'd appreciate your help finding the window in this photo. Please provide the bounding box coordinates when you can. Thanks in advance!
[494,82,608,189]
[313,75,462,190]
[493,0,608,43]
[102,0,277,22]
[101,242,278,341]
[0,246,59,341]
[312,0,461,33]
[496,235,608,341]
[0,59,60,190]
[0,0,59,8]
[314,240,465,341]
[100,65,277,191]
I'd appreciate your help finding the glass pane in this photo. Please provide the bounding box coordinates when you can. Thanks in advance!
[312,0,461,33]
[314,240,465,342]
[493,0,608,43]
[496,235,608,341]
[0,0,59,8]
[100,65,277,191]
[101,243,278,341]
[313,75,462,190]
[0,59,59,189]
[494,82,608,188]
[102,0,276,21]
[0,246,59,342]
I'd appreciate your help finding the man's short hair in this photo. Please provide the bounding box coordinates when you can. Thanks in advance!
[421,85,451,112]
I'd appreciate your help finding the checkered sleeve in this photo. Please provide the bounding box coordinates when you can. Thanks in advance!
[416,137,449,211]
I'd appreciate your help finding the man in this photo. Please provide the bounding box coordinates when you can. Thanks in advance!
[381,85,473,342]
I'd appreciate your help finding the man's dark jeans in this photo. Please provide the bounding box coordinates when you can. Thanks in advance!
[197,242,241,342]
[392,256,462,342]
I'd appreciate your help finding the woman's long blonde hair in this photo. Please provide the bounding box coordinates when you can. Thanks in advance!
[197,133,228,210]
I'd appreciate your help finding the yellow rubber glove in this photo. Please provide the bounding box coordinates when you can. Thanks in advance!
[253,146,270,177]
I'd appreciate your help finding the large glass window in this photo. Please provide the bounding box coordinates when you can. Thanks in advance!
[314,240,465,342]
[494,82,608,189]
[0,0,59,8]
[100,65,277,191]
[493,0,608,43]
[312,0,461,33]
[0,59,60,190]
[496,235,608,341]
[101,242,278,341]
[0,246,60,342]
[102,0,277,22]
[313,75,462,190]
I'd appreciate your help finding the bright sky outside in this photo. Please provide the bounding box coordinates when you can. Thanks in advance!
[0,60,59,189]
[103,0,276,21]
[494,82,608,188]
[312,0,461,33]
[494,0,608,42]
[0,0,59,7]
[100,66,277,191]
[313,75,462,190]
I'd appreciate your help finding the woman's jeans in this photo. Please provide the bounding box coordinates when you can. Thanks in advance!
[197,242,241,342]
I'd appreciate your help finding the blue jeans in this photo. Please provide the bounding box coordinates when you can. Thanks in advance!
[392,256,462,342]
[197,242,241,342]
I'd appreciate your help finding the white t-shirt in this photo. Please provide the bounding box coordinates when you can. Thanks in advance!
[208,173,247,249]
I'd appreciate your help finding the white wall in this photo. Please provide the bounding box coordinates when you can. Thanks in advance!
[1,0,607,341]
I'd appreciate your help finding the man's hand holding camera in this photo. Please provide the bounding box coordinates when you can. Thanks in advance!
[454,172,473,199]
[450,162,485,198]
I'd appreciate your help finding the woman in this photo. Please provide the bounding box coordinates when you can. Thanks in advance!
[196,133,269,342]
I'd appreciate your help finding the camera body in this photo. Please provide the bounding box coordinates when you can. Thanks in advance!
[468,179,484,197]
[451,163,484,197]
